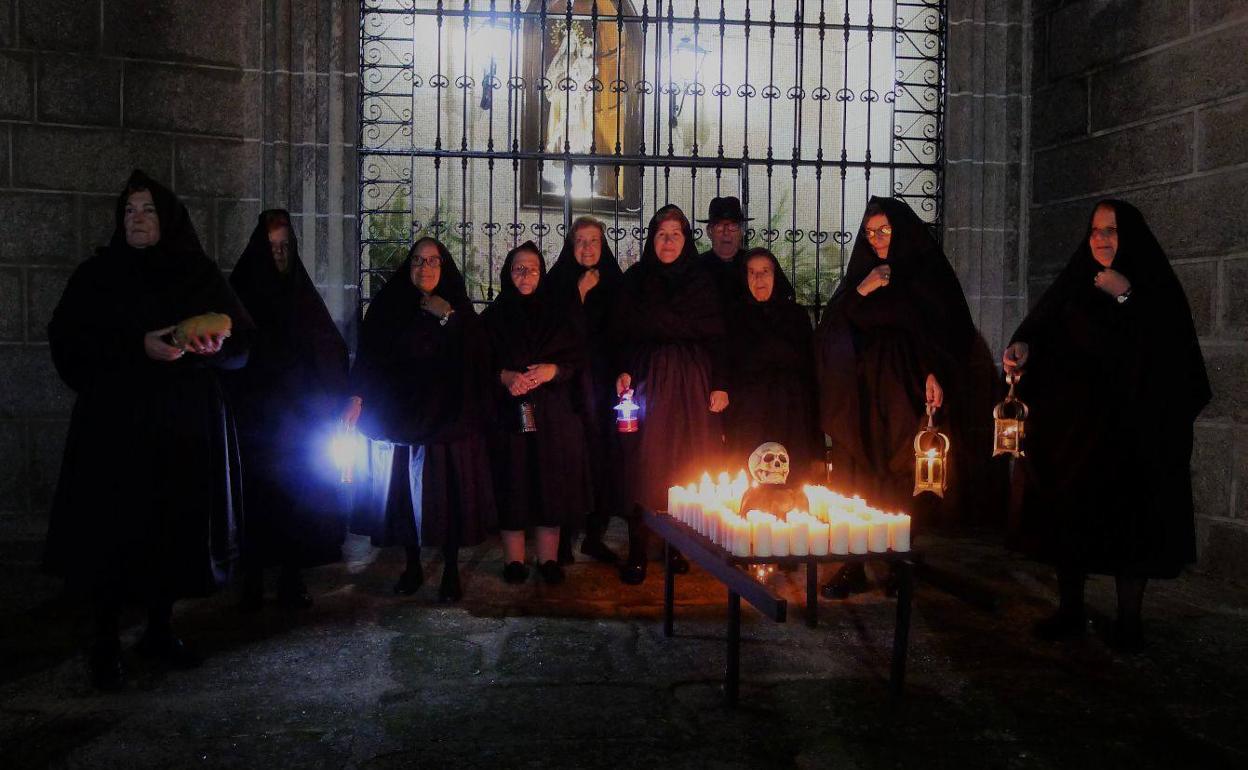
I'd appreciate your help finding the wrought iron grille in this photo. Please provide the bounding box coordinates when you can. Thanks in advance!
[359,1,946,309]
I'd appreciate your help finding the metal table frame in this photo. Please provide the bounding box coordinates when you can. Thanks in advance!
[644,509,919,706]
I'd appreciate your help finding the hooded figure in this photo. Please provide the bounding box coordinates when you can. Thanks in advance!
[226,210,349,609]
[723,248,822,480]
[815,196,983,597]
[482,242,592,585]
[347,237,497,602]
[611,205,729,584]
[45,169,254,689]
[1004,199,1210,650]
[546,217,627,563]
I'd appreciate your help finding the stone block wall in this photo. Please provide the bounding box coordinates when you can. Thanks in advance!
[1028,0,1248,580]
[0,0,357,545]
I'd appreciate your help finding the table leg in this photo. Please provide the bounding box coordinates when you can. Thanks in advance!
[663,540,675,638]
[805,558,818,628]
[890,559,915,698]
[727,589,741,707]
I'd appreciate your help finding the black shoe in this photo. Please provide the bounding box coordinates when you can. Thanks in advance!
[538,560,566,585]
[1032,609,1088,641]
[1110,618,1144,653]
[821,563,868,600]
[89,639,124,692]
[667,550,690,575]
[557,534,576,566]
[438,566,463,603]
[503,561,530,584]
[580,537,620,564]
[394,568,424,596]
[619,560,647,585]
[135,629,202,670]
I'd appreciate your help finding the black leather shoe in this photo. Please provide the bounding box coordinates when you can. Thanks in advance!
[619,560,647,585]
[667,550,690,575]
[394,569,424,596]
[580,537,620,564]
[557,534,576,566]
[1032,609,1088,641]
[503,561,530,584]
[821,563,868,600]
[135,630,203,670]
[89,639,124,692]
[538,560,566,585]
[438,566,463,603]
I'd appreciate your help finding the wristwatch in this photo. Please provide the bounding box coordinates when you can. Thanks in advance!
[1116,288,1132,304]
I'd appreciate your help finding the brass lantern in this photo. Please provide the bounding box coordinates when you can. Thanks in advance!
[992,371,1028,457]
[913,404,951,497]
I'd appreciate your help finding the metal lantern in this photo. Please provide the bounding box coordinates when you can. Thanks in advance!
[913,404,951,497]
[992,371,1029,457]
[518,400,537,433]
[615,390,640,433]
[330,423,365,484]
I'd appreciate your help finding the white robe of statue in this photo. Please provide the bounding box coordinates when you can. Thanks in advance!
[543,29,595,197]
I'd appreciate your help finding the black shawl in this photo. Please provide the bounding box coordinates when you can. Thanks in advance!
[1008,200,1210,576]
[699,247,749,305]
[45,169,254,597]
[350,239,492,446]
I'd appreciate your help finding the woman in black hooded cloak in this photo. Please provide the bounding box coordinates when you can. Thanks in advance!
[1003,199,1210,651]
[611,205,729,584]
[346,237,496,602]
[227,210,349,609]
[815,196,980,598]
[723,247,822,479]
[546,216,626,564]
[45,170,254,689]
[482,242,592,585]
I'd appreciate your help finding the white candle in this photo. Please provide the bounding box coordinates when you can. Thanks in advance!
[667,485,680,514]
[771,520,790,557]
[868,518,890,553]
[734,518,751,557]
[830,521,850,555]
[809,520,830,555]
[789,513,809,556]
[748,510,774,557]
[890,514,912,552]
[849,520,869,554]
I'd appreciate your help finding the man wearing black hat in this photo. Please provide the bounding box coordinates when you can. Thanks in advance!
[697,196,752,304]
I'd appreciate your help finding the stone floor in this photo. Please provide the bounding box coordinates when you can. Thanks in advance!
[1,525,1246,769]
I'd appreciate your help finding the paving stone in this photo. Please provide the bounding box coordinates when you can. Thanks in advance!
[103,0,253,69]
[1032,115,1193,204]
[12,126,173,195]
[124,62,261,139]
[0,192,78,265]
[1196,95,1248,172]
[36,54,122,127]
[0,51,32,120]
[0,266,22,341]
[1047,0,1189,80]
[17,0,98,52]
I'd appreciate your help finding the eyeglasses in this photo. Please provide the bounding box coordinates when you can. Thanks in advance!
[865,226,893,240]
[510,267,540,278]
[412,256,442,268]
[1089,227,1118,239]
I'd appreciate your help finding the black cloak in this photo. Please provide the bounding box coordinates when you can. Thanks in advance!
[698,247,748,305]
[226,210,349,569]
[1008,200,1210,578]
[611,206,728,511]
[482,243,592,530]
[723,250,822,480]
[45,169,254,600]
[349,238,497,549]
[547,229,627,522]
[815,196,984,516]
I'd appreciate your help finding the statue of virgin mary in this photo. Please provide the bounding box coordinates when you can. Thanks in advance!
[542,23,596,197]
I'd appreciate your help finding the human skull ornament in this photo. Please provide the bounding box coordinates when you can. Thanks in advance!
[748,442,790,485]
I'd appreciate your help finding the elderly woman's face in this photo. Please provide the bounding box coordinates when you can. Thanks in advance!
[654,220,685,264]
[124,190,160,248]
[746,255,775,302]
[409,242,442,294]
[268,226,292,274]
[574,226,602,268]
[510,250,542,296]
[864,213,891,260]
[1089,205,1119,267]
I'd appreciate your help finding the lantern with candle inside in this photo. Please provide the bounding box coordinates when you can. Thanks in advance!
[329,422,365,484]
[992,371,1028,457]
[913,404,950,497]
[614,389,640,433]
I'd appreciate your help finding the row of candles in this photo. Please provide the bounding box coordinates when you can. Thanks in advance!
[665,473,911,558]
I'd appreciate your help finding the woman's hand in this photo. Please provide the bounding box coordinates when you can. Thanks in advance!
[526,363,558,386]
[342,396,363,428]
[577,269,600,302]
[1002,342,1029,375]
[616,373,632,396]
[500,369,535,397]
[421,294,453,319]
[925,374,944,408]
[1094,268,1131,298]
[144,326,184,362]
[857,264,892,296]
[709,390,729,413]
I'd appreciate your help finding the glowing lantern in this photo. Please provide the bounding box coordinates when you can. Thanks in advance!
[615,390,640,433]
[992,371,1028,457]
[330,423,365,484]
[913,404,950,497]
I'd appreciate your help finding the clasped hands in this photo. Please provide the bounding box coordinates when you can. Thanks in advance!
[501,364,558,397]
[615,373,729,414]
